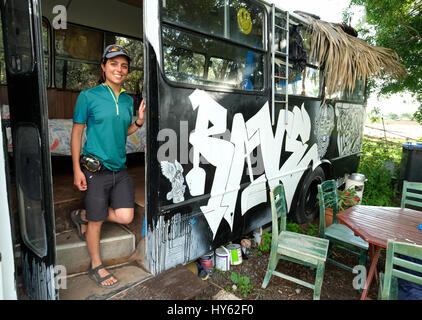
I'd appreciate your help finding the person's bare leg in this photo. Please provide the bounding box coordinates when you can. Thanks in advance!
[105,207,134,225]
[86,220,118,286]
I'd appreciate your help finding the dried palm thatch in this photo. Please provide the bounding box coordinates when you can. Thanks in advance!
[298,14,407,97]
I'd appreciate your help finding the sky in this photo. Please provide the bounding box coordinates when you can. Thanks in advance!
[275,0,419,115]
[278,0,352,23]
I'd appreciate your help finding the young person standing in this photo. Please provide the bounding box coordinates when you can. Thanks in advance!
[70,44,146,288]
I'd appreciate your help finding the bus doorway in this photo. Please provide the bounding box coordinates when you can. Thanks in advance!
[42,0,150,299]
[2,0,151,300]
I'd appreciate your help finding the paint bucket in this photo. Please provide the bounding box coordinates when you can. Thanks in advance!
[199,251,214,275]
[253,227,263,246]
[241,239,251,257]
[215,246,230,272]
[227,244,243,265]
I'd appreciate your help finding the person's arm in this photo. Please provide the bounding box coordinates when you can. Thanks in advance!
[127,99,146,136]
[71,123,87,191]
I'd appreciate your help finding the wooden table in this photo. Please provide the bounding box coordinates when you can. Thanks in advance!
[336,205,422,300]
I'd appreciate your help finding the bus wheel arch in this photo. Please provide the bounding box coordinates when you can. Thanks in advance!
[292,163,332,224]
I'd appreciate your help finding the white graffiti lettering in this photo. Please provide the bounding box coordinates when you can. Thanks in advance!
[185,90,320,239]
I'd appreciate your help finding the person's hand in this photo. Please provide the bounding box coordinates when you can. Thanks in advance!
[137,99,146,125]
[74,169,87,191]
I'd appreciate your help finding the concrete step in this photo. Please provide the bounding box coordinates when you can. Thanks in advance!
[56,222,136,275]
[59,263,152,300]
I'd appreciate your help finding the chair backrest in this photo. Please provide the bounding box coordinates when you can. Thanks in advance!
[382,240,422,300]
[317,180,339,236]
[401,180,422,211]
[270,184,288,241]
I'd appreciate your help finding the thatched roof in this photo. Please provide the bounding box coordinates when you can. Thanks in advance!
[297,14,407,97]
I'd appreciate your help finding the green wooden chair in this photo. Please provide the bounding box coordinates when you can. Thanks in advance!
[317,180,369,274]
[262,184,330,300]
[401,180,422,210]
[378,240,422,300]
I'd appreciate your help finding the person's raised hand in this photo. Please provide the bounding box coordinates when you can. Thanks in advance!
[137,99,146,125]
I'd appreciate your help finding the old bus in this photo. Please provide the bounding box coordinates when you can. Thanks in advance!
[0,0,369,299]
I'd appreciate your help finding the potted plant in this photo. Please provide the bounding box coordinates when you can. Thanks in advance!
[325,188,360,226]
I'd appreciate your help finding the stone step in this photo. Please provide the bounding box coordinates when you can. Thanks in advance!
[56,222,136,275]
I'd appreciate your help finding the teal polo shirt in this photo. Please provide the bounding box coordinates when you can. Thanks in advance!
[73,83,134,171]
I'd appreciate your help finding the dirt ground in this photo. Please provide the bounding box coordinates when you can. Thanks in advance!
[196,224,384,300]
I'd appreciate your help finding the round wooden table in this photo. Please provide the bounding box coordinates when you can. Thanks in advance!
[336,205,422,300]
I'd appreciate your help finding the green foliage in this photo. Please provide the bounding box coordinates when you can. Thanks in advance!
[367,106,382,123]
[325,188,360,211]
[306,223,319,236]
[230,272,254,297]
[345,0,422,124]
[357,137,400,206]
[286,222,318,236]
[286,222,300,233]
[257,232,272,255]
[337,188,360,211]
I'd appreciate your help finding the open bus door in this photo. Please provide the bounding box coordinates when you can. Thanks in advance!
[0,0,56,299]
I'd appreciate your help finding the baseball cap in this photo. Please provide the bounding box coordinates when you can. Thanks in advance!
[102,44,131,62]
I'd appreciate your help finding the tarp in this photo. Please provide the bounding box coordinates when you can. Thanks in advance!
[397,255,422,300]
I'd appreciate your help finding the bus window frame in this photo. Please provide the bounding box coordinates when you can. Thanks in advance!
[323,78,367,104]
[158,2,268,95]
[53,22,104,90]
[160,0,267,52]
[42,17,52,87]
[51,21,144,93]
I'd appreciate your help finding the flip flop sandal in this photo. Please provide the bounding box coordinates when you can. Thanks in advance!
[88,264,119,289]
[70,209,88,241]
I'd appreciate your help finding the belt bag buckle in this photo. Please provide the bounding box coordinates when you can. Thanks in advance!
[81,156,102,172]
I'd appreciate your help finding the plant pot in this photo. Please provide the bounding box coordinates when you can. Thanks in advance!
[325,208,346,226]
[325,207,334,227]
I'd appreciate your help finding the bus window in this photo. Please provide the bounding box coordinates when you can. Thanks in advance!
[275,60,320,98]
[15,125,48,258]
[55,24,103,90]
[162,25,264,90]
[163,45,205,84]
[2,2,33,74]
[0,18,48,85]
[161,0,265,50]
[275,19,320,98]
[341,79,365,103]
[297,25,318,67]
[327,78,365,103]
[105,34,144,93]
[207,56,235,82]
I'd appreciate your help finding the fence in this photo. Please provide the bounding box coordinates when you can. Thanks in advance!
[363,123,420,163]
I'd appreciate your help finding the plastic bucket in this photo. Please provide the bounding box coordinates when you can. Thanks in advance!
[227,244,243,265]
[199,251,214,274]
[215,246,230,271]
[345,173,367,203]
[253,227,263,246]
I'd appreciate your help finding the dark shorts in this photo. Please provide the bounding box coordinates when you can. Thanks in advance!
[82,167,134,222]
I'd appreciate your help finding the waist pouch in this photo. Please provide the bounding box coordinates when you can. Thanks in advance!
[80,155,102,173]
